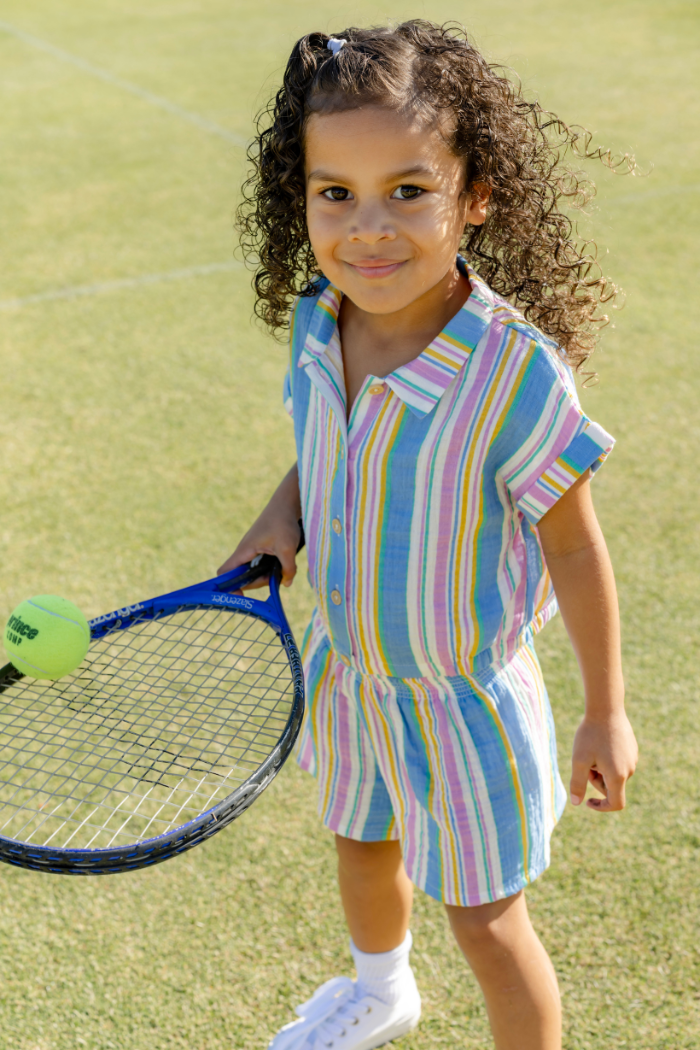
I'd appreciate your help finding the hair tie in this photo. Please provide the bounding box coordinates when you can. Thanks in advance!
[327,38,345,56]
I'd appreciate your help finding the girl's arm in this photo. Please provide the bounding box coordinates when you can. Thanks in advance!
[536,472,638,811]
[217,463,302,588]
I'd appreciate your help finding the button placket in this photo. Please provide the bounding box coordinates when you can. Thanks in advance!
[325,425,351,661]
[302,356,353,665]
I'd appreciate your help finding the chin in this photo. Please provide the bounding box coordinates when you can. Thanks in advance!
[341,283,416,315]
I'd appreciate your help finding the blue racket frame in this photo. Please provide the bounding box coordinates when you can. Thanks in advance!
[0,557,304,875]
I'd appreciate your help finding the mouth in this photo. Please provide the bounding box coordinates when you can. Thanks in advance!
[344,259,407,280]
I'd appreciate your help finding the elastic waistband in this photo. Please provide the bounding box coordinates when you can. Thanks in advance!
[329,627,538,685]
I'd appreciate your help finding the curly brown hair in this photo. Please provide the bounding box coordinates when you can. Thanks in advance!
[237,20,633,372]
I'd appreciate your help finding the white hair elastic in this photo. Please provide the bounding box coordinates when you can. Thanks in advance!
[327,38,346,56]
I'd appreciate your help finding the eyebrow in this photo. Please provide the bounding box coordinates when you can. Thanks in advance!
[307,164,436,183]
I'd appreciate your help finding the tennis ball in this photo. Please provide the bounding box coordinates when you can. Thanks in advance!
[3,596,90,680]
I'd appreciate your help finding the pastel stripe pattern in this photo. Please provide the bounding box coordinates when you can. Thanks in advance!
[286,258,614,677]
[299,613,565,906]
[285,257,611,904]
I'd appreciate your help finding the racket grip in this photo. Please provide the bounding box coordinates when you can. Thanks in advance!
[241,520,304,581]
[216,520,304,592]
[250,520,304,580]
[251,553,281,577]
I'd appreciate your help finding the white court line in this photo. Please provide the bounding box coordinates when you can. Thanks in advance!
[0,19,247,147]
[2,184,696,312]
[0,261,242,310]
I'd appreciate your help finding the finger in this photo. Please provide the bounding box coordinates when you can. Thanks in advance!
[588,775,626,812]
[238,550,274,591]
[277,545,298,587]
[569,759,590,807]
[218,546,271,589]
[217,549,249,576]
[237,575,270,592]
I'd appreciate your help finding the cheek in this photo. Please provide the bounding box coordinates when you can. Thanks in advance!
[415,196,466,250]
[305,201,334,257]
[443,190,469,245]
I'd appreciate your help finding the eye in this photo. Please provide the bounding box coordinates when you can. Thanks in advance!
[391,185,423,200]
[322,187,352,201]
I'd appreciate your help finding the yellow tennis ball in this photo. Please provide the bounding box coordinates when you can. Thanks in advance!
[3,596,90,680]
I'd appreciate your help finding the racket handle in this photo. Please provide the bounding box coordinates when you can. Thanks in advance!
[250,552,282,579]
[216,520,304,592]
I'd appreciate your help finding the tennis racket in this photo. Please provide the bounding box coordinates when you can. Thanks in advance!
[0,555,304,875]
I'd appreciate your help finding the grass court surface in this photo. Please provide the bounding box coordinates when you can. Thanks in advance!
[0,1,698,1046]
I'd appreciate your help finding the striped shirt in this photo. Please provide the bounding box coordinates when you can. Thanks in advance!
[284,259,614,678]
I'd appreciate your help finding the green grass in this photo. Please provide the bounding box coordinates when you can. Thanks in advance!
[0,1,698,1046]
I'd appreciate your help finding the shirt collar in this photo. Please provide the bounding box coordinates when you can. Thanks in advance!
[298,258,495,418]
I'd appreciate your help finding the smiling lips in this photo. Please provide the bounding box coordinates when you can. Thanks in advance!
[345,259,407,279]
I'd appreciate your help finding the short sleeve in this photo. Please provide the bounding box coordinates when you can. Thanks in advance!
[501,346,614,526]
[283,368,293,418]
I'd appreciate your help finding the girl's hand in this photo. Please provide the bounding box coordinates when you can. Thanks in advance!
[569,712,638,811]
[217,464,302,589]
[538,473,638,814]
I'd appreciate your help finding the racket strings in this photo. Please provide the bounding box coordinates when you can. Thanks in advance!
[0,608,294,851]
[0,630,289,844]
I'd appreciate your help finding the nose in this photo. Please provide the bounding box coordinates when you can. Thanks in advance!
[347,201,396,244]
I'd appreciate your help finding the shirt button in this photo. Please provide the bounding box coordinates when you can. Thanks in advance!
[368,382,385,395]
[331,589,342,606]
[339,654,351,667]
[332,518,342,535]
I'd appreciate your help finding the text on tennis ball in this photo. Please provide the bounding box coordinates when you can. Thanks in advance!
[5,615,39,644]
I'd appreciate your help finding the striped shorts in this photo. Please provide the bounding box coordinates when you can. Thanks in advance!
[296,612,567,907]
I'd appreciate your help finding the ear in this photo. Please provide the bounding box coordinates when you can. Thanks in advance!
[465,182,491,226]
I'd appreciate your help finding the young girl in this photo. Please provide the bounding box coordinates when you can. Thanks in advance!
[220,21,638,1050]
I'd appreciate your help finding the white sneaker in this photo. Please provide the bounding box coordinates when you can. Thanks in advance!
[267,973,421,1050]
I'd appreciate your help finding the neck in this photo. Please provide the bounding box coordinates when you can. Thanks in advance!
[340,264,471,359]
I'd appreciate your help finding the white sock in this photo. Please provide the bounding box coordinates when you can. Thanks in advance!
[350,931,414,1005]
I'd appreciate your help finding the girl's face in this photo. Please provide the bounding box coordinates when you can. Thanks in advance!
[305,105,487,316]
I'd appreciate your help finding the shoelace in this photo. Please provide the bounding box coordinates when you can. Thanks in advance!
[314,996,372,1047]
[272,977,372,1050]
